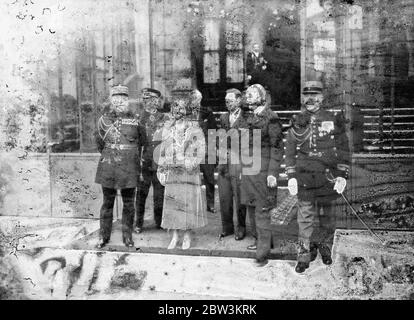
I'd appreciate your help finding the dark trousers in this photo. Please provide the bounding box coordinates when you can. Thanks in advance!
[297,197,336,264]
[297,200,336,249]
[252,201,273,261]
[200,163,215,210]
[257,228,273,261]
[135,169,165,228]
[246,205,258,239]
[218,168,246,235]
[100,187,135,241]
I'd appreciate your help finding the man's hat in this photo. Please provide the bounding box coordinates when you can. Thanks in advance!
[303,81,323,94]
[142,87,162,99]
[111,85,129,97]
[170,88,192,97]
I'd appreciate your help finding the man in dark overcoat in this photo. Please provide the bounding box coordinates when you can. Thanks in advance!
[217,88,250,240]
[95,85,146,248]
[240,84,284,265]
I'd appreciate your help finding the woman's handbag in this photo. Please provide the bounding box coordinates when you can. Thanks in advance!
[270,194,298,226]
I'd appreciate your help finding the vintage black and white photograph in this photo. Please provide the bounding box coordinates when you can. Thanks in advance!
[0,0,413,301]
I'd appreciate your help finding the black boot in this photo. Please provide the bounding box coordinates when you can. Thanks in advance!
[295,241,310,273]
[255,257,269,267]
[318,244,332,265]
[310,243,318,262]
[96,238,109,249]
[295,261,309,273]
[123,234,134,247]
[235,227,246,241]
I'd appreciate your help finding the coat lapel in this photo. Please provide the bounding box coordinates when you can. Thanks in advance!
[231,109,244,129]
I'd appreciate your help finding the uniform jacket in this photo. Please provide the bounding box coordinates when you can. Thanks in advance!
[139,109,169,172]
[95,111,146,189]
[285,108,350,188]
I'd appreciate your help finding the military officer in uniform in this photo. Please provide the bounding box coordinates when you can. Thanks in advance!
[95,85,146,248]
[217,88,249,240]
[135,88,168,233]
[285,81,350,273]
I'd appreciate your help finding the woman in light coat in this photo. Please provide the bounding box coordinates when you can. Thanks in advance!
[157,89,207,250]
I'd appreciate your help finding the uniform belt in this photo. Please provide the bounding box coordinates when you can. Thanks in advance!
[105,144,136,150]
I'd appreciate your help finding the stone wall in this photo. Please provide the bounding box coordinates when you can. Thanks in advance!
[0,153,104,218]
[350,156,414,229]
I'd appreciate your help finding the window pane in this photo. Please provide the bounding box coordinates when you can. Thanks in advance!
[226,52,244,83]
[225,20,243,50]
[313,38,336,73]
[204,19,220,51]
[203,52,220,83]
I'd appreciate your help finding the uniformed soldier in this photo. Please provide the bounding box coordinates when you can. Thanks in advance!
[285,80,350,273]
[95,85,146,248]
[135,88,168,233]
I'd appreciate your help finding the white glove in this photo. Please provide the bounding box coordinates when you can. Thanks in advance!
[333,177,346,194]
[184,158,196,171]
[288,178,298,196]
[157,171,166,186]
[254,106,266,116]
[267,175,277,188]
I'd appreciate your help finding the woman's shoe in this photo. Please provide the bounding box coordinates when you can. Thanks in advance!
[182,231,191,250]
[247,241,257,250]
[168,230,179,249]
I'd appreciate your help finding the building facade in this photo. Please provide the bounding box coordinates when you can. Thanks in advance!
[1,0,413,229]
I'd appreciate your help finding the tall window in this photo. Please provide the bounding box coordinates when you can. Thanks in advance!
[50,19,138,153]
[225,20,244,83]
[203,19,221,84]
